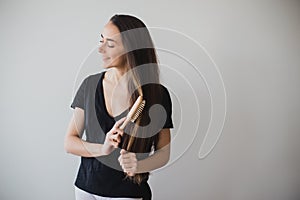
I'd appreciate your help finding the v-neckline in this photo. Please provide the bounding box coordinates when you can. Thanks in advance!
[100,71,128,120]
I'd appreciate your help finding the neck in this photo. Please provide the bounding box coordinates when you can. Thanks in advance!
[106,67,128,86]
[113,68,126,81]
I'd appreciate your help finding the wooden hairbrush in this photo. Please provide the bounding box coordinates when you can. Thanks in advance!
[119,95,145,130]
[118,95,146,180]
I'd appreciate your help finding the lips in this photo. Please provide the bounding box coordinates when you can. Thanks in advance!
[102,57,110,61]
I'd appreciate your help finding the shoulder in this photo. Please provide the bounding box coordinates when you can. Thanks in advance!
[148,83,171,98]
[85,71,104,83]
[142,83,172,106]
[158,84,172,106]
[80,71,105,87]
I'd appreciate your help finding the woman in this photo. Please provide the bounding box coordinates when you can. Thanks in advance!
[64,14,173,200]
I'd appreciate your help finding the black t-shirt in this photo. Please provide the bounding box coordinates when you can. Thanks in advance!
[70,71,173,199]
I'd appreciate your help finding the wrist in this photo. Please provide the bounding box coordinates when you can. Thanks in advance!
[136,160,144,174]
[98,144,106,156]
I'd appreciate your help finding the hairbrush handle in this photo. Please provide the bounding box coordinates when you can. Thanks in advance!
[119,118,130,130]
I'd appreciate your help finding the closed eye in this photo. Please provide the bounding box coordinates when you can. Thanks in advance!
[99,40,115,48]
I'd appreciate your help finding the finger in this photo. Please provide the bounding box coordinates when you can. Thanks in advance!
[109,137,118,145]
[109,136,120,145]
[120,149,127,154]
[109,128,123,140]
[107,127,117,136]
[118,155,127,165]
[119,158,133,165]
[116,128,124,136]
[127,172,135,177]
[111,134,121,143]
[114,117,127,128]
[122,163,136,168]
[120,154,132,160]
[112,141,119,148]
[122,167,131,174]
[109,137,118,144]
[120,153,136,161]
[119,155,135,165]
[123,167,135,175]
[113,128,124,136]
[118,155,122,163]
[110,137,118,143]
[122,152,136,159]
[112,139,119,144]
[121,165,133,172]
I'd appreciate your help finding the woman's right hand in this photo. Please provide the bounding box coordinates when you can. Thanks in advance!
[101,117,126,155]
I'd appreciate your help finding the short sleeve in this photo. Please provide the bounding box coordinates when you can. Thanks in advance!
[70,77,88,110]
[161,86,174,129]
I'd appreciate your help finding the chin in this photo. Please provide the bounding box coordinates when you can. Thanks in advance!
[103,63,115,69]
[102,61,112,68]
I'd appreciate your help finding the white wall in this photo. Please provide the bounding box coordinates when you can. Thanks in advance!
[1,0,299,199]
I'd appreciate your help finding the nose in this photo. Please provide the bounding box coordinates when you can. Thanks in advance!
[98,42,105,54]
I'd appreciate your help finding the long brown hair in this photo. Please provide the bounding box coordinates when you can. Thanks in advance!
[110,14,162,184]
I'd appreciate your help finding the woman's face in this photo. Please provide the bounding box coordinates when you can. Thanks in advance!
[98,21,126,69]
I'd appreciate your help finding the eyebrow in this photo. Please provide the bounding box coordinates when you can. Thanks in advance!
[101,34,116,42]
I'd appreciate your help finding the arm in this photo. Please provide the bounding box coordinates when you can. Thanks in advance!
[137,128,171,173]
[64,107,125,157]
[119,128,171,175]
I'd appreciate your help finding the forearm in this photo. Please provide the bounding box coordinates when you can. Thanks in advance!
[136,148,170,173]
[64,135,104,157]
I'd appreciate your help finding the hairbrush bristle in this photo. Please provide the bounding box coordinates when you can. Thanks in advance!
[130,100,145,122]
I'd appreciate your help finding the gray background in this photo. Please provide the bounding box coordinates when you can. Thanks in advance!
[1,0,300,199]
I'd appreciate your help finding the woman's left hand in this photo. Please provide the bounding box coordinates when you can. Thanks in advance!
[118,149,138,176]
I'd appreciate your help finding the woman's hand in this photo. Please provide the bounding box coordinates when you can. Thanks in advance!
[118,149,138,176]
[102,117,126,156]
